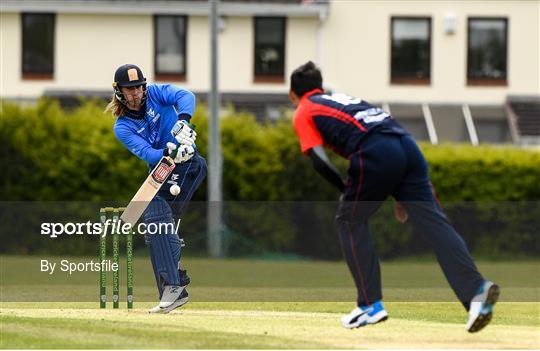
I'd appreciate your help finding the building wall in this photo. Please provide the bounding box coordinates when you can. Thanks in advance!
[0,11,318,98]
[172,15,319,93]
[1,1,538,103]
[0,13,21,96]
[0,13,155,97]
[58,14,153,92]
[287,16,319,90]
[185,15,210,91]
[323,0,539,104]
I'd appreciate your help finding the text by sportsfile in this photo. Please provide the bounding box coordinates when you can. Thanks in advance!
[40,259,118,275]
[40,218,181,238]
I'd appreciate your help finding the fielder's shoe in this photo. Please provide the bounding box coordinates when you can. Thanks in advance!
[466,280,500,333]
[148,288,189,314]
[341,300,388,329]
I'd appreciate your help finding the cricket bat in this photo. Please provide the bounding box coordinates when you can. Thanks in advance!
[120,156,176,226]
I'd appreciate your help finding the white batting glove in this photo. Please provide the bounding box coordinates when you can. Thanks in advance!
[166,142,195,164]
[171,120,197,146]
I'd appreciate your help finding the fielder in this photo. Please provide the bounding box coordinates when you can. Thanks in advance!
[106,64,207,313]
[289,61,499,332]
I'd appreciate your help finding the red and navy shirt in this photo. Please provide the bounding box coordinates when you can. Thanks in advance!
[293,89,407,157]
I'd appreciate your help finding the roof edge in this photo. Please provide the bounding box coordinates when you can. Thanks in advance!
[1,0,329,18]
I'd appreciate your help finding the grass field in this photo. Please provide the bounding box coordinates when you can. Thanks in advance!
[1,256,539,349]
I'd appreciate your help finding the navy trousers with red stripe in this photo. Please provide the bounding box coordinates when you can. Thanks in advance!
[335,133,484,309]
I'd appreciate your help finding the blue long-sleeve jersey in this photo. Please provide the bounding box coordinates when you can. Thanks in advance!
[113,84,195,168]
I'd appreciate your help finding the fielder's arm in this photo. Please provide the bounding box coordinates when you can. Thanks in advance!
[308,146,345,192]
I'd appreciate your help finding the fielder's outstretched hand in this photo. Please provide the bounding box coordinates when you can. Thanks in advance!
[166,142,195,164]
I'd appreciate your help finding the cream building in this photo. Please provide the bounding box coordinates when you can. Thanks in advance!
[1,0,538,144]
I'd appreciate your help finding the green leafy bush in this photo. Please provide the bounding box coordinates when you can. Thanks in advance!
[422,143,540,201]
[1,99,538,257]
[1,99,148,201]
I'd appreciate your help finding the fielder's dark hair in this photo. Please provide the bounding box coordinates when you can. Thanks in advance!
[290,61,323,98]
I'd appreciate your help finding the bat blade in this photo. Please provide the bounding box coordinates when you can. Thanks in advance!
[120,156,175,226]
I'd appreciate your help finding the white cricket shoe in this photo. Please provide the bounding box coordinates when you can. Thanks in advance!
[148,287,189,313]
[341,300,388,329]
[159,285,183,308]
[466,280,500,333]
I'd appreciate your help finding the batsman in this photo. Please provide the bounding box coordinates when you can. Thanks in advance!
[105,64,207,313]
[289,61,499,332]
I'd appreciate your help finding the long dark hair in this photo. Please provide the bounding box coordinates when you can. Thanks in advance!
[104,93,127,118]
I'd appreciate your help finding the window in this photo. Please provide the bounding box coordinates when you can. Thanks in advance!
[391,17,431,84]
[467,18,508,85]
[154,15,187,81]
[254,17,286,82]
[22,13,55,79]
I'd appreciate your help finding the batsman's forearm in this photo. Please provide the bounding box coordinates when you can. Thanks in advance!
[177,113,191,122]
